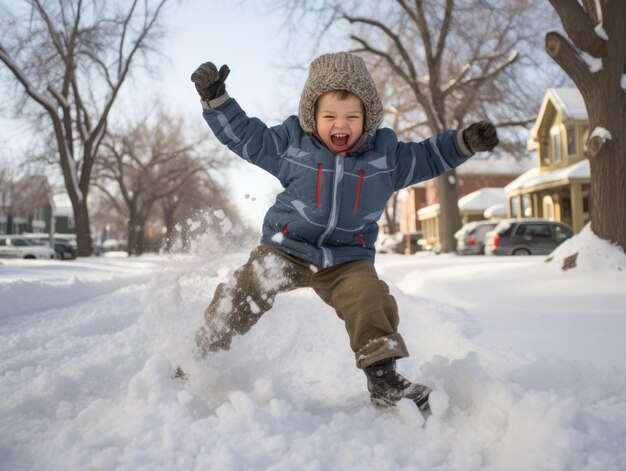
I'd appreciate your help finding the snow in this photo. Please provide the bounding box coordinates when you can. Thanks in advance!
[548,88,588,120]
[457,188,505,212]
[483,203,506,219]
[590,127,612,142]
[1,227,626,470]
[580,52,602,73]
[456,155,534,176]
[505,159,590,192]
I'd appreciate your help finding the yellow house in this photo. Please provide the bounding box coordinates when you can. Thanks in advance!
[505,88,590,232]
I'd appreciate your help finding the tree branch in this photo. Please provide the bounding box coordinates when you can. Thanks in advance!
[548,0,606,56]
[545,32,592,89]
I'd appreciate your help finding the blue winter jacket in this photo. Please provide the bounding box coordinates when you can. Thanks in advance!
[202,95,472,268]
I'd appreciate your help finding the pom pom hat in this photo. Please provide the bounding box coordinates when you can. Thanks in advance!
[299,52,384,135]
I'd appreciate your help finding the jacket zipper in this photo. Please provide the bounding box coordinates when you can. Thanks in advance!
[316,163,323,207]
[353,169,364,214]
[317,154,345,267]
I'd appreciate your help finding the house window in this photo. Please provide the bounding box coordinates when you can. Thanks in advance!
[0,222,6,234]
[567,127,576,156]
[551,126,562,163]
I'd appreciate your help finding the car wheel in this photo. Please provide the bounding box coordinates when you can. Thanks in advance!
[24,255,36,260]
[512,248,531,256]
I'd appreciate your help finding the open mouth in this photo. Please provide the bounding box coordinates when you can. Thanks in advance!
[330,133,350,148]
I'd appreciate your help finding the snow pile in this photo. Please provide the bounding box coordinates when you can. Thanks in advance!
[1,228,626,470]
[546,223,626,273]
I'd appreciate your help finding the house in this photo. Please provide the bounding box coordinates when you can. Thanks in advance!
[506,88,590,232]
[0,175,53,234]
[0,175,74,236]
[406,156,531,251]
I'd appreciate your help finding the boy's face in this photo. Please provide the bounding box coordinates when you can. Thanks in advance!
[314,91,364,153]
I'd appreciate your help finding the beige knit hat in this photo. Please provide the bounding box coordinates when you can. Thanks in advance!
[298,52,384,134]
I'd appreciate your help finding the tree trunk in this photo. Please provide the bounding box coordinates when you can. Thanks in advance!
[437,170,461,253]
[72,200,93,256]
[546,0,626,252]
[383,193,399,234]
[588,95,626,250]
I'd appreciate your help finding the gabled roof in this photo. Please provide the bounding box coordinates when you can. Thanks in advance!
[550,88,587,119]
[528,87,588,150]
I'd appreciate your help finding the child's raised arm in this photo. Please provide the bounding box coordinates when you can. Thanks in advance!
[391,121,498,190]
[190,61,294,181]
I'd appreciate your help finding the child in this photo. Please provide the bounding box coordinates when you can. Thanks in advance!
[191,52,498,412]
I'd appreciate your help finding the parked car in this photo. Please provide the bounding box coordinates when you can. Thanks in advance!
[485,219,573,256]
[455,220,498,255]
[24,234,78,260]
[376,232,423,254]
[0,235,56,259]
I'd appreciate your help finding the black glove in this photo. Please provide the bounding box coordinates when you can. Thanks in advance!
[191,62,230,101]
[462,121,499,153]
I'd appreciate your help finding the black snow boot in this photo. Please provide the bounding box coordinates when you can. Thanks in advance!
[364,358,431,413]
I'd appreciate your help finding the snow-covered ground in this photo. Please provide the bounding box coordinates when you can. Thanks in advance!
[1,225,625,471]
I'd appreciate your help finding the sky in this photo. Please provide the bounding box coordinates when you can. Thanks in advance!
[1,224,625,469]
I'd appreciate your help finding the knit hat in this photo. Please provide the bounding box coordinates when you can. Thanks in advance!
[298,52,384,134]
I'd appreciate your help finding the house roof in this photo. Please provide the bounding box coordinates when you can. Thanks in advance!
[504,159,590,193]
[456,155,534,175]
[458,187,506,211]
[550,88,587,120]
[417,187,506,218]
[529,87,588,150]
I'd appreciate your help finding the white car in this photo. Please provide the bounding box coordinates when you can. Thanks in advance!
[0,235,56,259]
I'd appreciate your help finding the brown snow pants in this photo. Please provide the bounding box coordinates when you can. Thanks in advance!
[196,245,409,368]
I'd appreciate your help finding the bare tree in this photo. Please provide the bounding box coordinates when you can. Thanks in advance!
[94,108,233,255]
[0,0,168,255]
[546,0,626,252]
[96,113,202,255]
[274,0,559,252]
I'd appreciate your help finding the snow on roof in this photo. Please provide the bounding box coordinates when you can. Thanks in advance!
[505,159,590,192]
[418,187,506,218]
[550,88,588,120]
[458,187,506,211]
[417,203,439,218]
[456,155,534,175]
[484,203,507,218]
